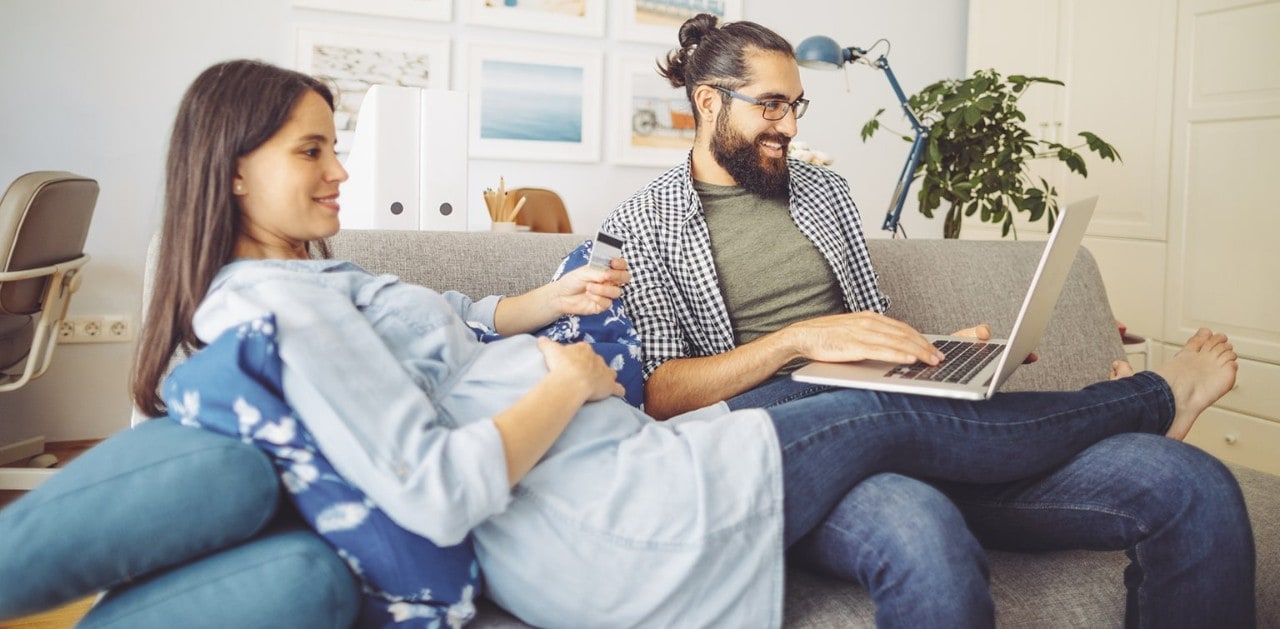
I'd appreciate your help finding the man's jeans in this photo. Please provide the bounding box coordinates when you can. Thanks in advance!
[734,375,1256,629]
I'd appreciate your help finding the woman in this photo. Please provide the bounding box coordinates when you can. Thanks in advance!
[133,59,1240,628]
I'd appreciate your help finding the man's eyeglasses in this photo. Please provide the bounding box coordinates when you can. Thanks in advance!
[711,86,810,121]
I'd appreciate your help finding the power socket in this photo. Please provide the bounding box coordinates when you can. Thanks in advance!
[60,314,135,344]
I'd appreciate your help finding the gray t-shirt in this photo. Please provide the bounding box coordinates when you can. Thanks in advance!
[695,181,845,369]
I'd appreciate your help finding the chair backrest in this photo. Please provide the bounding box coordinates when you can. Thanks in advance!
[0,171,98,389]
[509,187,573,233]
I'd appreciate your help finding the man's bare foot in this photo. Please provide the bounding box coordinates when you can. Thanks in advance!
[1154,328,1238,440]
[1110,359,1136,380]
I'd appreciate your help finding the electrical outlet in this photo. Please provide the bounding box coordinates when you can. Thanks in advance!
[104,315,134,341]
[81,317,102,338]
[59,315,135,344]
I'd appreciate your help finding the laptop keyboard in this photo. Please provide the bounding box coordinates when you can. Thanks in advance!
[886,340,1003,384]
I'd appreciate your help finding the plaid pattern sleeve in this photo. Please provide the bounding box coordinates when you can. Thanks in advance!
[788,161,891,315]
[602,157,890,381]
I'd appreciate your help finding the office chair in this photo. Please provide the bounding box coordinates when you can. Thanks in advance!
[0,171,98,489]
[510,187,574,233]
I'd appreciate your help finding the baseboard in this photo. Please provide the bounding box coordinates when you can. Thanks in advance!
[0,467,57,491]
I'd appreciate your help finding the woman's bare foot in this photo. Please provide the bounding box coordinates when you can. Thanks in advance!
[1110,359,1135,380]
[1154,328,1238,440]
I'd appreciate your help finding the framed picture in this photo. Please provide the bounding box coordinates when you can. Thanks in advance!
[613,0,744,44]
[612,54,695,166]
[467,43,602,163]
[464,0,605,37]
[291,0,452,22]
[295,26,451,153]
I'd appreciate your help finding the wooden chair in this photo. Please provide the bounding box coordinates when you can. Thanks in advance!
[509,187,573,233]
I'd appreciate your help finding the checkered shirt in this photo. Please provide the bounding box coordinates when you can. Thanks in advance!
[601,155,890,380]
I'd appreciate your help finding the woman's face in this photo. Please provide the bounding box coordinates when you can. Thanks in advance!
[233,90,348,259]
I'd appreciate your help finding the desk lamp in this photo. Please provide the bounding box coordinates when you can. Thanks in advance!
[795,35,928,235]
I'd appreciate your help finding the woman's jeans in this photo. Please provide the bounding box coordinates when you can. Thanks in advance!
[742,374,1256,629]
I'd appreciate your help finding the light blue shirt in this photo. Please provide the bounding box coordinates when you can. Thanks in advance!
[194,259,787,628]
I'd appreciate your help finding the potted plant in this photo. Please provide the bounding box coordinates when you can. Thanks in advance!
[861,69,1121,238]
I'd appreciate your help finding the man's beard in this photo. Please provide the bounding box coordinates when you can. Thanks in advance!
[710,108,790,198]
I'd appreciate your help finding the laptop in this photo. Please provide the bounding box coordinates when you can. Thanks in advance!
[791,196,1098,400]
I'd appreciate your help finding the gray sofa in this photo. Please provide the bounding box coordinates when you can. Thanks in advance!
[329,229,1278,628]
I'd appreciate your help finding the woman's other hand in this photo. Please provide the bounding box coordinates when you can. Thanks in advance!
[493,338,625,486]
[537,338,625,402]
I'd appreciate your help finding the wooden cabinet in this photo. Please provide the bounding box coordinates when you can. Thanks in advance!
[964,0,1173,332]
[965,0,1280,471]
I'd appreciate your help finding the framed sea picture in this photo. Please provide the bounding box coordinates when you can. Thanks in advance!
[291,0,452,22]
[464,0,605,37]
[467,43,602,162]
[613,0,744,44]
[295,26,451,154]
[611,54,695,166]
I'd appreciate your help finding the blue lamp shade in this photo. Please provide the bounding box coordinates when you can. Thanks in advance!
[795,35,849,69]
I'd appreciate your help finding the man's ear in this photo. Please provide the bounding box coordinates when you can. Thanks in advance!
[692,84,722,125]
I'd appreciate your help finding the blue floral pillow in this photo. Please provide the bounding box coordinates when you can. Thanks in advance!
[469,240,643,407]
[164,315,479,628]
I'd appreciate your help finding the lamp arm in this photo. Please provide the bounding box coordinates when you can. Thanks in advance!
[871,55,929,234]
[884,129,928,233]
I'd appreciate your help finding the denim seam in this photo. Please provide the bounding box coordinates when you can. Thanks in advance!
[766,384,834,408]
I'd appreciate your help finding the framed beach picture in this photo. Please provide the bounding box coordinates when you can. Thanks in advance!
[463,0,606,37]
[467,43,602,162]
[291,0,452,22]
[611,54,695,167]
[295,26,451,154]
[613,0,744,44]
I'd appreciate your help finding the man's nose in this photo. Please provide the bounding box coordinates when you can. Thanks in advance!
[774,110,799,137]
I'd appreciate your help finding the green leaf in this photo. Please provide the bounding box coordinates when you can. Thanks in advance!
[963,105,982,126]
[1023,76,1066,87]
[1079,131,1122,162]
[1027,194,1046,221]
[1058,147,1088,176]
[860,118,880,142]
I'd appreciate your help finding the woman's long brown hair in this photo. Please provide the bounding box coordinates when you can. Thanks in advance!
[131,59,334,417]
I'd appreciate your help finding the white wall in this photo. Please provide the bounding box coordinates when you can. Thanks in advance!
[0,0,966,442]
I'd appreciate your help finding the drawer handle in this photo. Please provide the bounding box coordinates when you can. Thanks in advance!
[1224,433,1239,445]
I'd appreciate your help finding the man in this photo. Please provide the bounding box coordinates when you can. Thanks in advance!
[602,14,1255,628]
